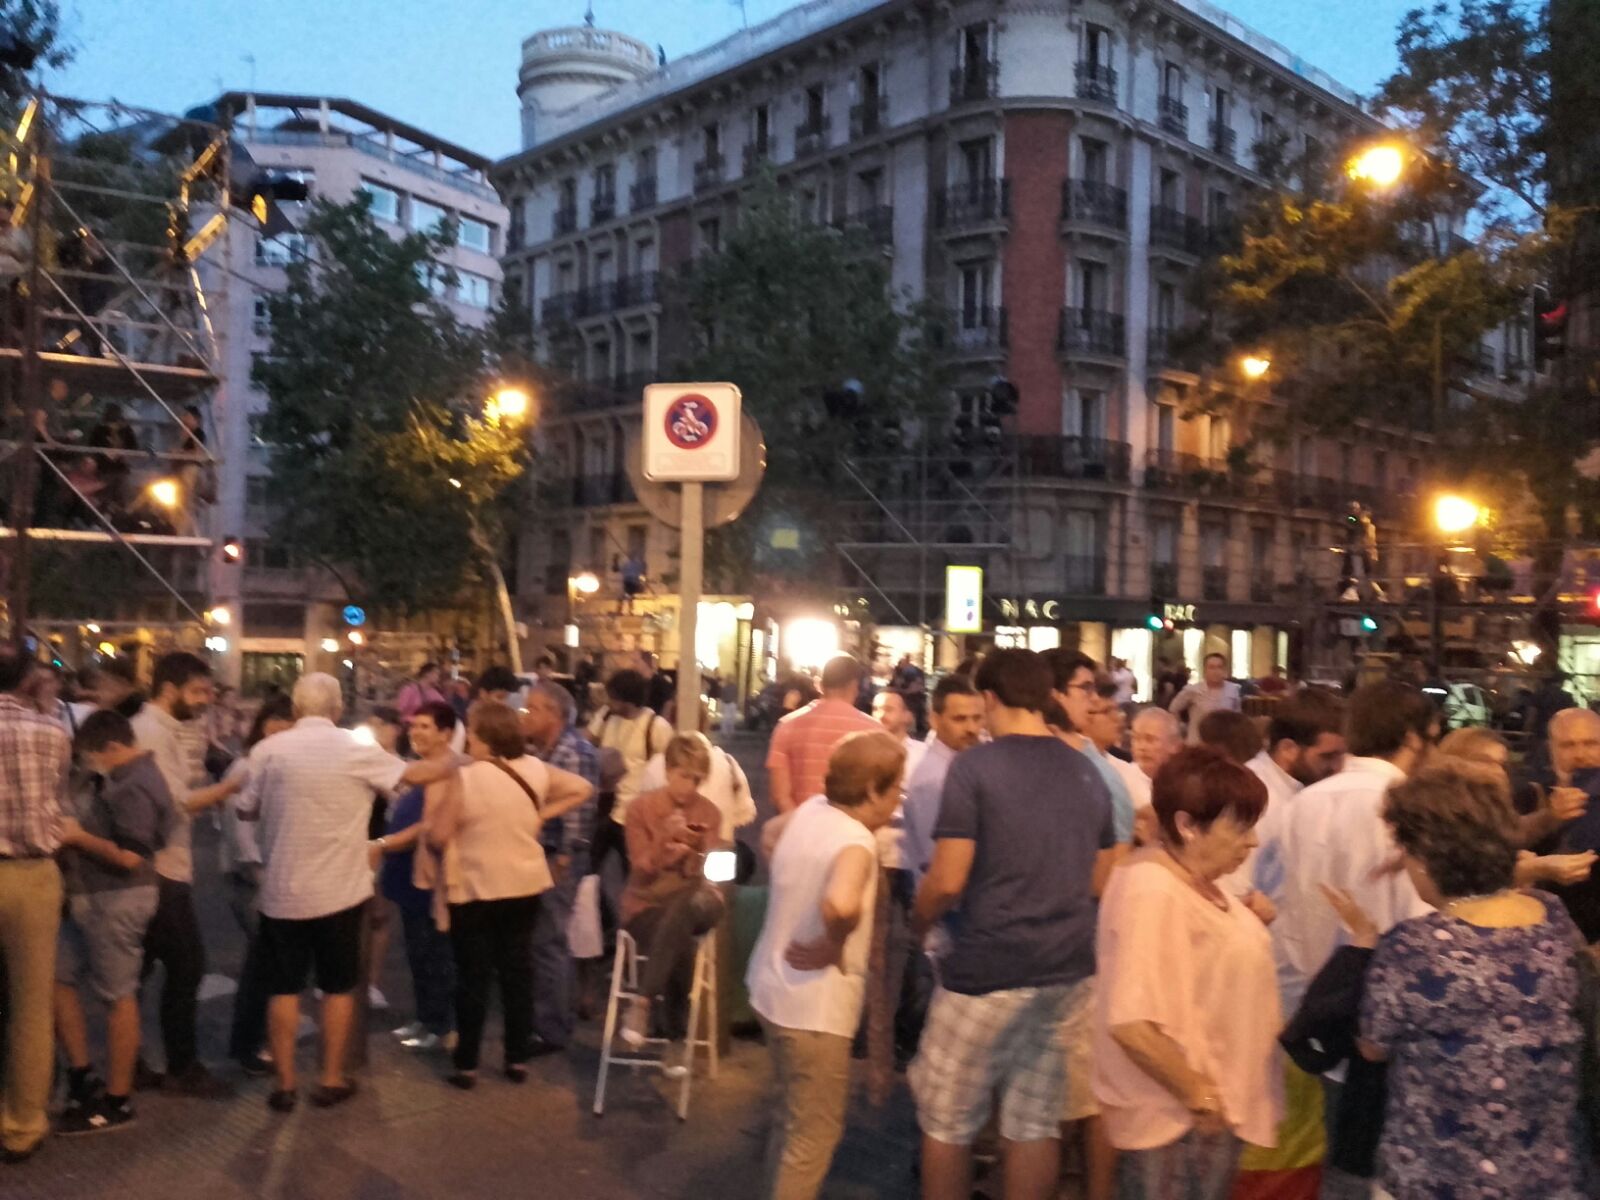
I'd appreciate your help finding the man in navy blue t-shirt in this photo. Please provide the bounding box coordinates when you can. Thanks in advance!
[909,648,1115,1200]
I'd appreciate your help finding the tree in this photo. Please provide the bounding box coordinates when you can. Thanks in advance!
[253,198,533,663]
[670,175,947,595]
[1195,0,1600,558]
[0,1,69,120]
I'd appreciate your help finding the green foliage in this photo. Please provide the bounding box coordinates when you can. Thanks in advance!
[0,1,69,121]
[253,198,529,615]
[670,175,947,592]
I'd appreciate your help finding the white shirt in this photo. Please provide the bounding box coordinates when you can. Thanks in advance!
[638,743,755,842]
[1170,680,1243,743]
[1274,756,1431,1015]
[1110,667,1136,705]
[1112,756,1152,812]
[901,736,958,883]
[132,703,195,884]
[449,757,554,903]
[746,796,879,1038]
[876,735,927,870]
[238,717,405,920]
[1218,751,1303,899]
[589,708,674,824]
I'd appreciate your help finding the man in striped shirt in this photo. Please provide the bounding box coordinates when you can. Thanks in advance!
[766,655,879,813]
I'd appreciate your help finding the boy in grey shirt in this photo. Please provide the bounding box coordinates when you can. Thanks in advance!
[55,710,171,1134]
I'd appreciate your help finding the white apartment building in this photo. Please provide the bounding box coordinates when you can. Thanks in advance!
[495,2,1494,694]
[204,93,507,694]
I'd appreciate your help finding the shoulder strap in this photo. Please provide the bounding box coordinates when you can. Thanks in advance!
[488,757,541,815]
[646,713,666,758]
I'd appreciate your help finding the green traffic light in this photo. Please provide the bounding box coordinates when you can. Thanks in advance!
[1145,614,1164,632]
[1360,615,1379,633]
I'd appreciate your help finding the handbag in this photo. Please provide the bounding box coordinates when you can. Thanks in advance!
[567,873,604,959]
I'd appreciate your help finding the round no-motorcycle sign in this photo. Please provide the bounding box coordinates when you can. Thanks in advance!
[643,382,742,482]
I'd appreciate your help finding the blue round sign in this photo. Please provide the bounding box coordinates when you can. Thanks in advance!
[343,605,367,628]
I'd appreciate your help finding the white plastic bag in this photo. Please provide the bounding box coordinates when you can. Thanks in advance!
[567,873,604,960]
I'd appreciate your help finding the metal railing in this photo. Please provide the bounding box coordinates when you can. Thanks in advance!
[950,60,999,104]
[1250,575,1275,603]
[570,472,638,507]
[590,193,616,224]
[1202,564,1229,601]
[1209,120,1237,159]
[616,271,662,308]
[1151,562,1179,596]
[693,154,724,192]
[1158,95,1188,137]
[849,96,887,138]
[1063,555,1109,595]
[1149,205,1206,255]
[934,179,1010,230]
[552,205,578,237]
[794,116,831,158]
[629,176,657,211]
[839,205,894,245]
[1061,179,1128,229]
[1059,308,1127,357]
[1075,61,1118,103]
[1013,436,1132,483]
[944,306,1008,353]
[742,141,771,171]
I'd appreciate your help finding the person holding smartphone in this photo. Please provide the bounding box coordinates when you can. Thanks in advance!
[618,735,726,1053]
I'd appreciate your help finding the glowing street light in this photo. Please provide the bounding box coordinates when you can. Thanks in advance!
[1346,144,1406,189]
[1433,494,1482,536]
[1239,355,1272,381]
[347,629,366,646]
[320,637,339,653]
[147,478,181,508]
[205,605,232,627]
[448,478,463,489]
[570,571,600,595]
[487,386,532,423]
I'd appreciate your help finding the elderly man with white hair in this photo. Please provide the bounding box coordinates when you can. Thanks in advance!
[1114,706,1182,816]
[238,673,456,1112]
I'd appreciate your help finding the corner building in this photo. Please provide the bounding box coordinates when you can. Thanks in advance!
[496,1,1439,694]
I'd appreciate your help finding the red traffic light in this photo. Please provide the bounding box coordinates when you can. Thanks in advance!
[1589,586,1600,617]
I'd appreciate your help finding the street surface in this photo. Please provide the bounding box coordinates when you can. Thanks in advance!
[8,734,939,1200]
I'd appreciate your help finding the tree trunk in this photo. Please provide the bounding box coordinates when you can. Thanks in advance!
[469,519,522,674]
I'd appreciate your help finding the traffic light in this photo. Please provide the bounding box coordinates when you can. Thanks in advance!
[1588,587,1600,619]
[1144,613,1165,632]
[1360,614,1379,634]
[220,536,242,564]
[1535,288,1568,371]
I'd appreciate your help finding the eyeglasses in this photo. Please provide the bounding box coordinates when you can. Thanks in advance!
[1064,682,1096,694]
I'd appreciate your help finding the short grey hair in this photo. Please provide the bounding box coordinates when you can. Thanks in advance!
[1132,706,1181,742]
[528,679,576,727]
[292,672,344,721]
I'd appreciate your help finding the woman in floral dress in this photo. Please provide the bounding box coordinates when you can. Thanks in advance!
[1359,758,1591,1199]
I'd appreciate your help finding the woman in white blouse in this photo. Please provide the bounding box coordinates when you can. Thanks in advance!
[1093,744,1279,1199]
[427,701,592,1088]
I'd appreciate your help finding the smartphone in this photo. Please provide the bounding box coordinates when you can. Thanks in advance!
[703,849,737,884]
[1561,767,1600,854]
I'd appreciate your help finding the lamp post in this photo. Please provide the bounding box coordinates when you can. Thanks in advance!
[1429,493,1482,677]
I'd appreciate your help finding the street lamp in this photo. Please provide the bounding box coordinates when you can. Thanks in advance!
[1239,354,1272,381]
[487,386,532,423]
[570,571,600,595]
[205,605,232,627]
[147,478,181,509]
[1433,494,1482,537]
[1346,143,1406,189]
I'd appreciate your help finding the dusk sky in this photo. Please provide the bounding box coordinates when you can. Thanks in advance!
[52,0,1418,159]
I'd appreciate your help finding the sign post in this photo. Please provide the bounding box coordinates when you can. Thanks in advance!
[641,383,746,732]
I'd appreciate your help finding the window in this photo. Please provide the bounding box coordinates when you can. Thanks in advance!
[411,197,448,232]
[804,84,825,129]
[1066,389,1106,441]
[1296,437,1316,477]
[415,262,450,298]
[1208,188,1231,227]
[1158,168,1181,210]
[361,180,399,222]
[1251,526,1272,570]
[698,217,721,256]
[251,295,272,337]
[1207,415,1230,461]
[1151,516,1178,566]
[630,330,653,373]
[245,475,273,513]
[559,177,577,210]
[458,216,492,253]
[1080,137,1109,183]
[626,524,648,563]
[595,163,616,202]
[633,237,657,272]
[254,233,306,267]
[959,137,994,185]
[702,123,720,159]
[752,103,770,155]
[958,261,993,325]
[1078,260,1108,312]
[1201,522,1226,567]
[457,271,491,309]
[1084,24,1112,68]
[637,146,656,180]
[1156,404,1176,453]
[856,168,883,209]
[959,22,989,68]
[1258,111,1278,142]
[1212,87,1231,125]
[1155,282,1177,331]
[589,338,613,382]
[1162,62,1183,99]
[593,251,614,285]
[588,526,607,570]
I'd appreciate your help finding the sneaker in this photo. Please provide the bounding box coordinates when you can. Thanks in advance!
[400,1033,441,1052]
[238,1052,273,1079]
[618,1004,649,1050]
[162,1063,234,1099]
[367,985,389,1010]
[391,1022,424,1041]
[57,1097,134,1136]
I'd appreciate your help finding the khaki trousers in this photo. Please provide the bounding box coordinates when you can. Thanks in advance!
[761,1019,854,1200]
[0,858,62,1153]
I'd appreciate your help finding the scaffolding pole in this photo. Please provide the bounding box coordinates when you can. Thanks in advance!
[5,121,49,646]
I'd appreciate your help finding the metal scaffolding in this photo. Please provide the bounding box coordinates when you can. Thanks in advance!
[1,93,234,644]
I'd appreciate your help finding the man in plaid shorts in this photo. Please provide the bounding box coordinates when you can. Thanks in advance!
[911,648,1116,1199]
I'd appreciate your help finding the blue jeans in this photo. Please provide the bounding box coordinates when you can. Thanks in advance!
[398,903,454,1036]
[531,861,584,1048]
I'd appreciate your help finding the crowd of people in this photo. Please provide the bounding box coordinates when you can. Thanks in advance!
[3,637,1599,1200]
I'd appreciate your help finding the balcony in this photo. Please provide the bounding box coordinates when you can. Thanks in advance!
[1151,562,1179,597]
[849,96,887,139]
[839,205,894,246]
[1061,179,1128,231]
[1058,308,1127,358]
[1063,555,1109,595]
[950,60,999,104]
[1158,95,1188,138]
[1075,61,1118,103]
[693,154,724,193]
[552,205,578,237]
[590,193,616,224]
[577,280,619,318]
[742,141,771,172]
[615,270,662,308]
[506,218,525,253]
[934,179,1010,231]
[1145,449,1216,492]
[1250,575,1275,603]
[1209,120,1237,159]
[540,291,579,325]
[794,116,831,158]
[1014,435,1132,484]
[629,175,657,212]
[943,306,1008,355]
[1202,564,1229,601]
[570,472,638,508]
[1149,205,1206,257]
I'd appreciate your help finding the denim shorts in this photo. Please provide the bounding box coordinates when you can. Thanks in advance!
[56,886,160,1003]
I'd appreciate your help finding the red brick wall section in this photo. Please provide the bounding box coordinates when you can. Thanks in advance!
[1003,111,1069,436]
